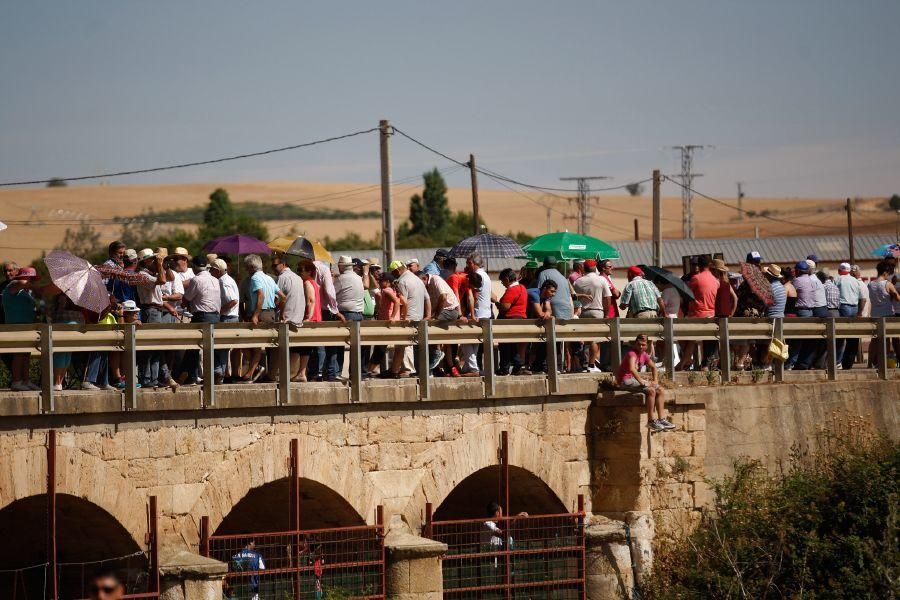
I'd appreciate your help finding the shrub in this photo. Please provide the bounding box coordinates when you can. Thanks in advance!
[645,415,898,598]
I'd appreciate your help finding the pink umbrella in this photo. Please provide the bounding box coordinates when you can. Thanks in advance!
[44,250,112,314]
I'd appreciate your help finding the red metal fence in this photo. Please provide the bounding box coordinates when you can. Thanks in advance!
[202,521,385,600]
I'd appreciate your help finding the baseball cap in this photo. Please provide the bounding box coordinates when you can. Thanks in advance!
[584,259,597,268]
[627,266,643,277]
[406,258,419,265]
[388,260,404,271]
[121,300,140,312]
[805,259,816,270]
[124,248,138,261]
[212,259,228,273]
[806,254,819,262]
[838,262,851,273]
[746,251,762,263]
[795,261,810,271]
[434,249,450,259]
[191,255,208,269]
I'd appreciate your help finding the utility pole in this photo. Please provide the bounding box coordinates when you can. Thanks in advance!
[633,219,639,241]
[736,182,745,220]
[846,198,855,265]
[652,169,661,267]
[468,154,480,235]
[379,120,395,267]
[559,176,612,236]
[670,145,710,239]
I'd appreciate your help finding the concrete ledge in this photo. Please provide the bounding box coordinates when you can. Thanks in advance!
[134,389,202,411]
[53,391,122,414]
[385,530,447,560]
[429,378,484,402]
[494,375,549,399]
[160,549,228,578]
[0,392,41,416]
[362,379,419,403]
[558,373,609,395]
[285,382,350,406]
[585,517,627,544]
[214,384,277,409]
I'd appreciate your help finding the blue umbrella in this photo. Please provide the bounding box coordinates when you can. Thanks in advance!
[871,243,899,258]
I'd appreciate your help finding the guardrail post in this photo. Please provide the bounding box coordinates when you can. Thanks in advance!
[202,323,215,408]
[123,323,138,410]
[663,317,675,379]
[545,317,559,394]
[876,318,888,380]
[773,318,785,383]
[825,318,837,381]
[609,318,623,372]
[481,319,496,398]
[40,323,54,413]
[349,320,363,403]
[718,317,731,383]
[278,323,292,405]
[199,515,210,557]
[417,320,430,400]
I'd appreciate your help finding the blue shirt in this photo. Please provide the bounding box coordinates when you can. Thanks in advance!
[767,280,786,318]
[247,271,279,313]
[2,285,36,324]
[536,268,573,319]
[232,548,266,591]
[422,260,441,276]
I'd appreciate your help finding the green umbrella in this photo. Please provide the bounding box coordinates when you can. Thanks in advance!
[521,231,620,261]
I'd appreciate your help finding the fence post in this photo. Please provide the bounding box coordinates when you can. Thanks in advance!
[663,317,676,379]
[278,323,292,405]
[417,320,430,401]
[545,317,559,394]
[199,515,210,557]
[149,495,159,593]
[610,318,623,374]
[424,502,433,539]
[349,320,363,403]
[40,323,54,413]
[201,323,215,407]
[481,319,496,397]
[774,318,785,383]
[47,429,58,600]
[123,323,138,410]
[825,318,837,381]
[877,318,888,380]
[718,317,731,384]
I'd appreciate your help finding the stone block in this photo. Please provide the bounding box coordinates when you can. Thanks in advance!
[326,419,350,446]
[546,434,588,461]
[146,485,175,514]
[368,416,402,443]
[685,410,706,432]
[594,484,649,512]
[650,483,694,509]
[650,432,693,458]
[359,445,378,472]
[399,416,426,442]
[363,379,419,403]
[176,428,203,455]
[77,433,103,457]
[156,457,186,486]
[150,428,177,458]
[345,418,368,445]
[172,482,206,515]
[53,391,122,414]
[128,458,158,488]
[442,414,463,440]
[494,376,548,400]
[377,443,412,470]
[0,393,40,416]
[183,452,221,484]
[692,431,707,457]
[228,425,262,451]
[202,427,229,452]
[101,434,126,460]
[429,378,483,401]
[123,428,150,460]
[286,383,349,406]
[424,416,443,442]
[273,421,300,435]
[134,388,202,411]
[693,481,713,508]
[213,386,276,408]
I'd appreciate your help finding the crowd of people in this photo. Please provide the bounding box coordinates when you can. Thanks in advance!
[0,241,897,395]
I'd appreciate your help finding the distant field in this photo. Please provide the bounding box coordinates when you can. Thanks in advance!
[0,180,893,265]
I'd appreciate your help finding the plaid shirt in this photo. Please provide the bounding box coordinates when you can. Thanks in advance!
[823,279,840,309]
[620,276,661,315]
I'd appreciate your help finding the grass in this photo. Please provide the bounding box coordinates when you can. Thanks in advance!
[116,201,380,225]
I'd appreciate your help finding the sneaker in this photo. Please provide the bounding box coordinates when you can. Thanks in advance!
[52,384,62,392]
[647,419,664,433]
[587,365,602,373]
[428,349,445,371]
[81,381,100,391]
[658,418,676,430]
[10,381,30,392]
[26,382,41,391]
[250,366,266,383]
[101,384,117,391]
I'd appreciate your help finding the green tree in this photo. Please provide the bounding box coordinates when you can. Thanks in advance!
[197,188,268,242]
[889,194,900,210]
[59,223,105,263]
[407,169,451,237]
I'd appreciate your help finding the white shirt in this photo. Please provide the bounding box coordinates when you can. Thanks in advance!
[396,270,427,321]
[135,270,165,305]
[277,268,306,325]
[572,272,611,312]
[218,273,240,318]
[176,269,195,283]
[426,274,460,313]
[183,270,221,314]
[474,268,492,319]
[857,278,871,317]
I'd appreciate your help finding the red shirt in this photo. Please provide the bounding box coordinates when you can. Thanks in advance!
[616,350,650,383]
[688,269,719,318]
[499,283,528,318]
[715,282,734,317]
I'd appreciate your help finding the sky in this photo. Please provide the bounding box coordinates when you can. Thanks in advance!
[1,0,899,201]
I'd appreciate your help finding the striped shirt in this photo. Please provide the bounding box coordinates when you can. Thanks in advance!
[620,276,661,315]
[767,280,786,318]
[823,279,840,309]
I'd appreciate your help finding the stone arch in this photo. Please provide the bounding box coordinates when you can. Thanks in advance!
[188,433,375,543]
[0,443,147,550]
[404,422,586,529]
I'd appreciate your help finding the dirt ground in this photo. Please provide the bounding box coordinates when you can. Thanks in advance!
[0,180,893,265]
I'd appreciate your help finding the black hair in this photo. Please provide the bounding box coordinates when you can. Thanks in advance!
[108,241,126,255]
[90,568,124,587]
[697,255,712,268]
[499,268,517,282]
[486,501,501,517]
[876,260,894,276]
[540,280,558,291]
[468,271,482,288]
[444,257,457,270]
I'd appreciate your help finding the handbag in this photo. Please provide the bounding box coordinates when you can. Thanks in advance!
[767,321,789,362]
[362,289,376,318]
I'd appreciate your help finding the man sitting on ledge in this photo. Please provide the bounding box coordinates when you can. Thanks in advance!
[615,334,675,433]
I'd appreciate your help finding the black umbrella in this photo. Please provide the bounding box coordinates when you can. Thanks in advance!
[284,237,316,261]
[638,264,694,301]
[449,233,524,258]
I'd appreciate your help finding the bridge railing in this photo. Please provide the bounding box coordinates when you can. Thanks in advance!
[0,317,897,412]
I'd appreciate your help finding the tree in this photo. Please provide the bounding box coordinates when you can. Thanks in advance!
[46,178,67,188]
[197,188,268,242]
[407,169,451,237]
[889,194,900,210]
[59,223,105,263]
[625,182,644,197]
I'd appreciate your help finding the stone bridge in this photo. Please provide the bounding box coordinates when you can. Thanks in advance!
[0,374,897,598]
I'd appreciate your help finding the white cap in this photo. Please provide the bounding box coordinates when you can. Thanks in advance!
[805,259,816,270]
[122,300,140,312]
[337,255,353,266]
[407,258,419,265]
[839,262,851,272]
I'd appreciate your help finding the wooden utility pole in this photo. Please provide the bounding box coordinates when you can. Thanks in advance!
[633,219,639,241]
[736,182,745,220]
[379,120,395,266]
[468,154,480,235]
[652,169,661,267]
[846,198,855,265]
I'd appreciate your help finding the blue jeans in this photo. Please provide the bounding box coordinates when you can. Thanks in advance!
[836,304,858,368]
[322,311,343,379]
[139,307,166,386]
[216,315,238,376]
[337,311,364,373]
[795,307,828,369]
[84,352,109,386]
[181,311,220,383]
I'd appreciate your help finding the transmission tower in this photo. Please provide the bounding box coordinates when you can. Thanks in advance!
[670,145,710,239]
[559,176,612,236]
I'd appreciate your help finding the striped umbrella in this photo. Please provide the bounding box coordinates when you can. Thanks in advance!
[448,234,524,258]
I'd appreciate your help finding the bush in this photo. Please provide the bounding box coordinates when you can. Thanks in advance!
[645,415,898,599]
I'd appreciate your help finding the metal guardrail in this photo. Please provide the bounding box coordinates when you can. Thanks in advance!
[0,317,897,412]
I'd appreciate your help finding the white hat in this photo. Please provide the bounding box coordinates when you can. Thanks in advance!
[122,300,140,312]
[805,259,816,270]
[137,248,156,261]
[839,262,851,272]
[124,248,138,261]
[407,258,419,265]
[337,255,353,266]
[212,258,228,273]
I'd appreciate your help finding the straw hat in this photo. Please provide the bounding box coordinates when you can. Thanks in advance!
[710,258,728,272]
[763,264,782,278]
[137,248,156,261]
[171,247,190,259]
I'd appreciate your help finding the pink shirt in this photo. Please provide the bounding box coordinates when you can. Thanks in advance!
[616,350,650,383]
[688,269,719,318]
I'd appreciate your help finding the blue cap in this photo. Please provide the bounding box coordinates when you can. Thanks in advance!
[806,254,819,262]
[746,251,762,263]
[795,261,810,271]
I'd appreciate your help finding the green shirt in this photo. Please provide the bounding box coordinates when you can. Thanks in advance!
[620,276,661,315]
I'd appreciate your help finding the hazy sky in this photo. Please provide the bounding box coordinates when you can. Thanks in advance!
[2,1,899,200]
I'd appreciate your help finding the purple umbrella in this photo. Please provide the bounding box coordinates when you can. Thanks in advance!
[203,234,271,255]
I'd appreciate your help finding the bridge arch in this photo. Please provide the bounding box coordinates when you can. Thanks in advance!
[0,443,147,549]
[404,423,583,527]
[189,433,375,540]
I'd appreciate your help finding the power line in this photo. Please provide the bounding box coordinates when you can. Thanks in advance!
[0,128,380,187]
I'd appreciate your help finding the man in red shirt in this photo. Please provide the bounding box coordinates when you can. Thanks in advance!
[496,268,530,375]
[676,255,719,370]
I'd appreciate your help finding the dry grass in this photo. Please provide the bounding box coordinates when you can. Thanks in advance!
[0,180,892,265]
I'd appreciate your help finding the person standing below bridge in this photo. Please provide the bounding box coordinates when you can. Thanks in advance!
[616,334,674,433]
[232,540,266,600]
[88,569,125,600]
